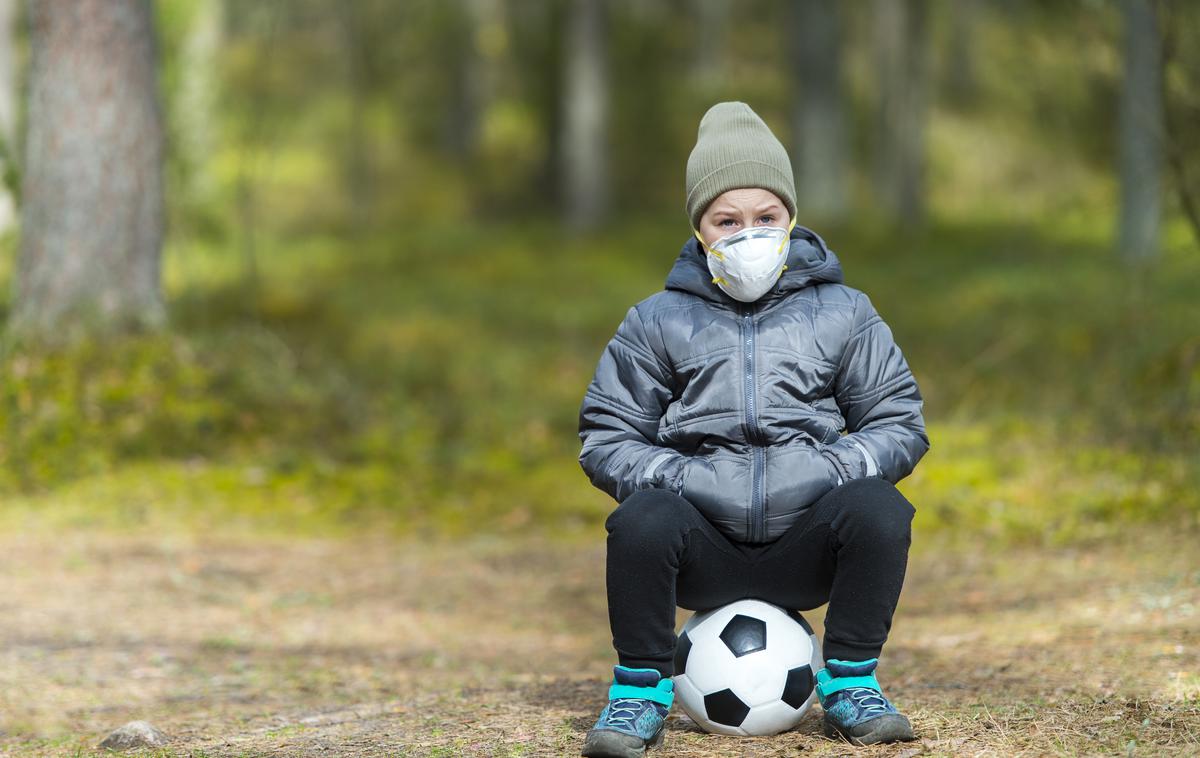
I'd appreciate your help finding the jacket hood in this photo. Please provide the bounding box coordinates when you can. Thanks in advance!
[664,223,845,305]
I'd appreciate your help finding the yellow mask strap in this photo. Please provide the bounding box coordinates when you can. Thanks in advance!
[781,216,798,252]
[694,228,723,260]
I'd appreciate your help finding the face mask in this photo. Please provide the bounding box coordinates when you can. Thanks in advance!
[695,217,798,302]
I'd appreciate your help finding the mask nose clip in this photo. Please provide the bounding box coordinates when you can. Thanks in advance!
[694,216,797,303]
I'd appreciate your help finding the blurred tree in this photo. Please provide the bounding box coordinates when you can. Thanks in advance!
[438,2,474,160]
[945,0,980,108]
[562,0,609,230]
[1161,0,1200,247]
[336,0,372,229]
[465,0,545,215]
[176,0,222,209]
[791,0,849,221]
[690,0,729,95]
[0,0,17,232]
[1117,0,1164,264]
[872,0,929,225]
[509,0,564,212]
[10,0,165,345]
[464,0,505,152]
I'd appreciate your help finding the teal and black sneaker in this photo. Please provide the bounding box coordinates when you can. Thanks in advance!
[816,658,916,746]
[581,665,674,758]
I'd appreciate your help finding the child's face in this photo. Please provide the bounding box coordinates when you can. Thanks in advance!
[696,188,789,247]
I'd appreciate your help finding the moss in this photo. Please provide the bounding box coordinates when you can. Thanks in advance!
[0,214,1197,546]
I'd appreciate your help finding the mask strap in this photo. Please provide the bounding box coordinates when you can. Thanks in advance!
[693,228,723,260]
[693,229,729,285]
[778,216,798,275]
[780,216,798,251]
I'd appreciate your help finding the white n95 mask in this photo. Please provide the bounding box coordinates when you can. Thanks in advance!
[695,217,798,303]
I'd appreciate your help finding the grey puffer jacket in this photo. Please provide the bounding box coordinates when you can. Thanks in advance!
[577,224,929,544]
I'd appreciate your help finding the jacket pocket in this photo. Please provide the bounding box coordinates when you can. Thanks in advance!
[766,444,840,515]
[678,456,713,505]
[679,455,751,529]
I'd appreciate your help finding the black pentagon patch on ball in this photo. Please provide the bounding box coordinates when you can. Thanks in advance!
[673,630,692,674]
[719,614,767,657]
[785,608,815,635]
[704,688,751,727]
[781,665,815,708]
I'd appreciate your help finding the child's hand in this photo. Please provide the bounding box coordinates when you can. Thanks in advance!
[766,443,842,509]
[681,454,777,528]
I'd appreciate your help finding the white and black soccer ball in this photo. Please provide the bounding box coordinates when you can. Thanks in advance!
[672,599,823,736]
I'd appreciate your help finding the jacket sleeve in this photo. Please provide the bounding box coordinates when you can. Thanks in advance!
[820,291,930,485]
[578,304,689,503]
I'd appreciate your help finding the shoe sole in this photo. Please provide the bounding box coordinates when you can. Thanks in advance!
[581,727,665,758]
[823,714,916,746]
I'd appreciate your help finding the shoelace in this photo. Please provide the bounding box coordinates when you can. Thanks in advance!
[845,687,891,715]
[606,698,645,729]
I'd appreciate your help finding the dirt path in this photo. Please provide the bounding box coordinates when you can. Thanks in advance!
[0,526,1196,757]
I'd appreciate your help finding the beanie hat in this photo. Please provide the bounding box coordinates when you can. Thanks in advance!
[685,102,797,230]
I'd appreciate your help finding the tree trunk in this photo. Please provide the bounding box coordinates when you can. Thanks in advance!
[945,0,980,107]
[872,0,929,225]
[10,0,165,345]
[336,0,371,230]
[465,0,505,148]
[176,0,222,206]
[561,0,609,231]
[1117,0,1164,264]
[690,0,728,94]
[792,0,849,222]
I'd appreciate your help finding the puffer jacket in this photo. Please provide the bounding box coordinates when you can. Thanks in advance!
[577,224,929,544]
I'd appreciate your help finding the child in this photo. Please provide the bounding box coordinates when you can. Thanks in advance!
[577,102,929,756]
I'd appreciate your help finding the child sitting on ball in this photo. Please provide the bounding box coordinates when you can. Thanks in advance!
[577,101,929,756]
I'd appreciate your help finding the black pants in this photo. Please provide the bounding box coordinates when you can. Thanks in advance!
[604,477,915,679]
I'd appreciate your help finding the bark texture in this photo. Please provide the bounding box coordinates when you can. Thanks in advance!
[10,0,165,344]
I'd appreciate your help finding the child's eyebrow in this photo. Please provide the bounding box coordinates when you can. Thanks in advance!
[709,202,780,218]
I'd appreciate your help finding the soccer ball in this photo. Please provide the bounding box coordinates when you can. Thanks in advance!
[672,599,823,736]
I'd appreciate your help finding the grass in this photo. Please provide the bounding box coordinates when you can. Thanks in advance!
[1,209,1198,545]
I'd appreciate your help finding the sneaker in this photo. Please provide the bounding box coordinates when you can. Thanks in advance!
[816,658,916,746]
[581,665,674,758]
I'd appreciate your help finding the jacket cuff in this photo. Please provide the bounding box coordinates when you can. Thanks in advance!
[816,441,864,482]
[642,451,689,495]
[820,450,853,485]
[820,451,844,486]
[821,437,879,483]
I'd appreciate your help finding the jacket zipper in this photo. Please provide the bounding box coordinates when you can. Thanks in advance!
[739,304,765,543]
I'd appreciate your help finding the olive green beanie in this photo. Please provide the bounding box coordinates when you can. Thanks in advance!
[684,101,797,230]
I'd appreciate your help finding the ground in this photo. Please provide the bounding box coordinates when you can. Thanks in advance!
[0,524,1197,757]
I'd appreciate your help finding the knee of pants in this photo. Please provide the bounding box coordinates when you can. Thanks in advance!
[832,477,916,540]
[605,487,692,542]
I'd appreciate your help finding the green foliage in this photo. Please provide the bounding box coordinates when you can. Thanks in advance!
[1,213,1197,545]
[3,1,1199,545]
[0,324,362,495]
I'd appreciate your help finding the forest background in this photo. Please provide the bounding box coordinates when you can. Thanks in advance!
[0,1,1197,755]
[2,0,1198,543]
